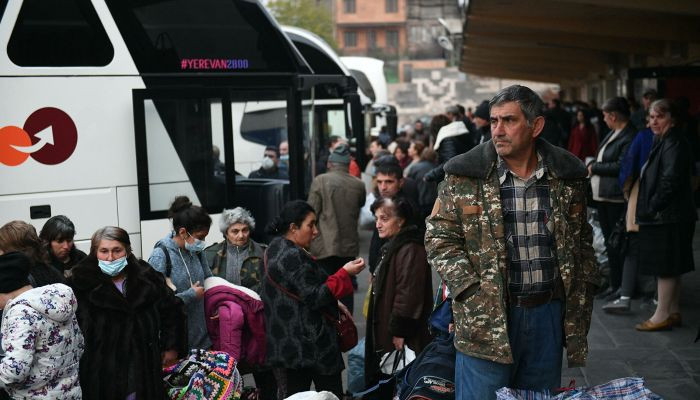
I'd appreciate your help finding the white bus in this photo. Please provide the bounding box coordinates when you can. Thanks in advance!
[0,0,363,257]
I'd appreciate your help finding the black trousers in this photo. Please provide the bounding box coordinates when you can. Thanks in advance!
[318,256,356,314]
[283,368,343,399]
[597,201,626,289]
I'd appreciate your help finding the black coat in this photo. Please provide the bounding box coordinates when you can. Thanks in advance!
[260,237,344,374]
[425,133,474,182]
[69,255,187,400]
[48,246,87,276]
[407,160,438,218]
[591,123,637,200]
[636,128,697,225]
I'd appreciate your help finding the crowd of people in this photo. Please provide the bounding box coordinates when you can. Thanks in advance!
[0,83,698,400]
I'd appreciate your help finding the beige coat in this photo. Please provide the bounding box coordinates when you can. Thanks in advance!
[308,166,366,259]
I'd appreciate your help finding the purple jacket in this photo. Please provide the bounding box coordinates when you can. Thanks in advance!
[204,278,266,366]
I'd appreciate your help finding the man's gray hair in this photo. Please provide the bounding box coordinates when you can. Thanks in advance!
[218,207,256,235]
[488,85,545,126]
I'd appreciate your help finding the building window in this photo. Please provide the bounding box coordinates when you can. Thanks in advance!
[368,30,377,49]
[344,31,357,47]
[386,30,398,48]
[344,0,355,13]
[386,0,398,13]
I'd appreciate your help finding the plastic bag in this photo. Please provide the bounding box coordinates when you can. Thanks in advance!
[380,346,416,375]
[347,338,366,395]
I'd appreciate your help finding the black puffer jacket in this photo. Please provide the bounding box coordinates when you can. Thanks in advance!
[590,123,637,200]
[636,127,697,225]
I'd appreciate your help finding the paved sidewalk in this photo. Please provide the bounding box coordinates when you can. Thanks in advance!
[353,226,700,399]
[561,226,700,400]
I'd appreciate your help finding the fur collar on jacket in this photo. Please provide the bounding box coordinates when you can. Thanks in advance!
[444,138,587,180]
[69,255,160,311]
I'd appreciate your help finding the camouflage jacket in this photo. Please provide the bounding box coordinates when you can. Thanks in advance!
[425,139,598,367]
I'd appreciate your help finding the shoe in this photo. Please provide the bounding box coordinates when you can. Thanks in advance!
[635,319,673,331]
[602,297,630,314]
[668,313,682,327]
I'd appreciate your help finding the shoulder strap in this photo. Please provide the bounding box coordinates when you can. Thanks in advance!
[155,243,172,278]
[263,249,338,322]
[263,250,302,302]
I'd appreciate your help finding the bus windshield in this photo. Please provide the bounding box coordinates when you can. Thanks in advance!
[106,0,309,74]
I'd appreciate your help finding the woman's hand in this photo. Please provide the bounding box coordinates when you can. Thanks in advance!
[392,336,405,351]
[192,281,205,299]
[161,349,179,367]
[342,258,366,276]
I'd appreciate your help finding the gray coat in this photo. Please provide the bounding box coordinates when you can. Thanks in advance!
[149,234,213,350]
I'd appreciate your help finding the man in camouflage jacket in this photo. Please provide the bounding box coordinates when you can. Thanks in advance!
[425,85,598,399]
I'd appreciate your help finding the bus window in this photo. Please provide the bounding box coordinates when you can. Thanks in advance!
[7,0,114,66]
[106,0,305,74]
[326,109,347,138]
[142,97,226,214]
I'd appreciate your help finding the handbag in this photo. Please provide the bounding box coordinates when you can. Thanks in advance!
[263,251,358,352]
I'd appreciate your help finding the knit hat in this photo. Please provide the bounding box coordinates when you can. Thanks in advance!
[474,100,490,121]
[0,251,31,293]
[328,143,351,164]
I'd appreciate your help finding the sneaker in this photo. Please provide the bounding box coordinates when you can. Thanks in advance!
[602,297,630,314]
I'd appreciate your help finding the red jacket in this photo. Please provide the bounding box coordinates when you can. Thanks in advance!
[568,123,599,161]
[204,278,266,366]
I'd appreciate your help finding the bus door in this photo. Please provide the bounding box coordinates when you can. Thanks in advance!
[132,85,301,253]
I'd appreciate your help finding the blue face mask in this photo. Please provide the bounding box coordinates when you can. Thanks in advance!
[185,233,206,253]
[98,256,128,277]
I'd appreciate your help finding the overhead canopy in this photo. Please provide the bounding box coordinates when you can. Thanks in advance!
[460,0,700,83]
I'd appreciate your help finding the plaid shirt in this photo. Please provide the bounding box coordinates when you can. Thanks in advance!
[498,153,558,295]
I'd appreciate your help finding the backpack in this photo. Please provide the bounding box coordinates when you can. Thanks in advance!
[154,243,207,278]
[396,332,456,400]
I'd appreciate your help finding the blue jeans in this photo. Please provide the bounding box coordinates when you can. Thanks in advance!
[455,300,563,400]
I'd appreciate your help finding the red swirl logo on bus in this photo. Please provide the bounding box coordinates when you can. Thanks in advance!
[0,107,78,166]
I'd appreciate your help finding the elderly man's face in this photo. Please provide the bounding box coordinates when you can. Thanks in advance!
[226,223,251,247]
[490,101,542,161]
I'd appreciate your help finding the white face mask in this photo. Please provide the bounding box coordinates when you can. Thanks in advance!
[261,156,275,170]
